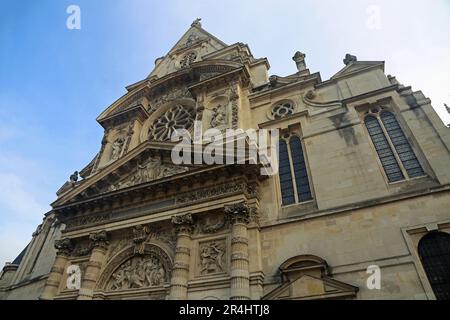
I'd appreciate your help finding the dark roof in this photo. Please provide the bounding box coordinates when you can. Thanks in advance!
[12,244,29,265]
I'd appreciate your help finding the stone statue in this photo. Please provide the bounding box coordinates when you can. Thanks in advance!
[200,242,225,274]
[292,51,307,72]
[343,53,357,65]
[210,104,227,128]
[70,171,79,183]
[111,138,125,161]
[191,18,202,28]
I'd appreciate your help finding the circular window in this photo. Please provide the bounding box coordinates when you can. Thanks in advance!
[148,105,196,141]
[271,101,294,120]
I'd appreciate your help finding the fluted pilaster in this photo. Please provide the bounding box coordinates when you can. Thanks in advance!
[169,213,194,300]
[225,202,250,300]
[77,230,109,300]
[40,238,74,300]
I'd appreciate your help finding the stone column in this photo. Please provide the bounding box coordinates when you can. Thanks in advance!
[225,202,251,300]
[169,213,194,300]
[40,238,74,300]
[77,231,109,300]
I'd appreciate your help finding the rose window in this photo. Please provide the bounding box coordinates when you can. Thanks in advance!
[272,101,294,120]
[149,105,196,141]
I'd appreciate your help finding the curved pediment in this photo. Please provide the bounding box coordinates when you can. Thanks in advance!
[97,60,244,128]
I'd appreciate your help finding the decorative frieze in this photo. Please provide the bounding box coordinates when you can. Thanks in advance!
[176,181,246,204]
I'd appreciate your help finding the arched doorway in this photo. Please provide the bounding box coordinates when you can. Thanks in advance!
[418,232,450,300]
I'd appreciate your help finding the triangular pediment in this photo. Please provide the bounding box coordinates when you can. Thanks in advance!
[52,141,198,207]
[52,137,263,208]
[264,273,358,300]
[264,255,358,300]
[148,21,228,80]
[331,60,384,80]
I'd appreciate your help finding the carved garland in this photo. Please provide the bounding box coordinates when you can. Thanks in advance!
[228,83,239,129]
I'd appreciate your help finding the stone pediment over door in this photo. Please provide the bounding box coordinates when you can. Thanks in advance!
[264,255,358,300]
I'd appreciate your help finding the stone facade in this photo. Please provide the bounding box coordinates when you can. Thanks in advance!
[1,20,449,300]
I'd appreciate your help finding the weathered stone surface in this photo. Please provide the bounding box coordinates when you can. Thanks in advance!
[2,20,450,301]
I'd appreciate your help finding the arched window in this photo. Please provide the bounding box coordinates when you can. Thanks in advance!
[279,140,295,205]
[418,232,450,300]
[278,135,313,206]
[364,110,425,183]
[380,112,425,178]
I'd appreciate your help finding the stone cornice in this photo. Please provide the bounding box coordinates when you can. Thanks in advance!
[97,60,244,125]
[249,73,321,103]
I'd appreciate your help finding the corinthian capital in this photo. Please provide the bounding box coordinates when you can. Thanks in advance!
[171,213,195,234]
[89,230,109,249]
[224,202,250,225]
[54,238,74,256]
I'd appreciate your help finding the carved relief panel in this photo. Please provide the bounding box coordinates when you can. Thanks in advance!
[107,155,189,192]
[197,239,227,277]
[96,122,135,170]
[108,254,169,291]
[205,95,230,131]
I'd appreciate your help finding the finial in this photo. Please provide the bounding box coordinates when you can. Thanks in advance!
[343,53,357,65]
[191,18,202,28]
[292,51,307,72]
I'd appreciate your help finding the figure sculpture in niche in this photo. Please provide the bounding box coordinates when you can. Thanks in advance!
[111,137,125,161]
[210,104,227,128]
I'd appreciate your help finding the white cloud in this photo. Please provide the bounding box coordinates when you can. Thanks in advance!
[0,154,51,267]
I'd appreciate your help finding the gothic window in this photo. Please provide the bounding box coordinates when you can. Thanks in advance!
[364,108,425,183]
[418,232,450,300]
[279,135,313,206]
[271,101,294,120]
[148,104,196,141]
[180,51,197,68]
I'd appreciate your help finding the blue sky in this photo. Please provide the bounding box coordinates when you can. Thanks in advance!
[1,0,449,266]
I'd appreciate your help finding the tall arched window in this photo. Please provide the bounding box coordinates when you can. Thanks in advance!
[418,232,450,300]
[364,108,425,183]
[279,140,295,205]
[278,135,313,206]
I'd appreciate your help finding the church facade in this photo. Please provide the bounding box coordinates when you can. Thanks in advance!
[1,20,450,300]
